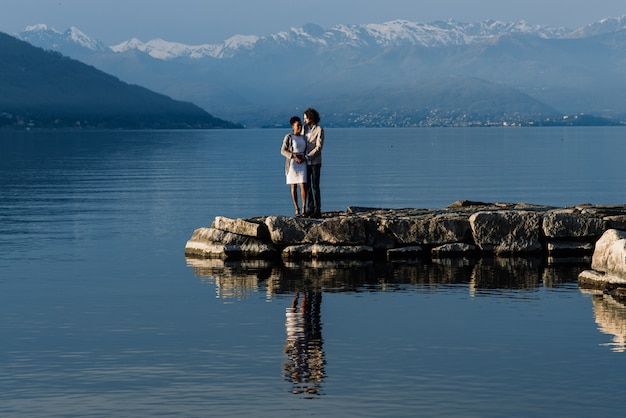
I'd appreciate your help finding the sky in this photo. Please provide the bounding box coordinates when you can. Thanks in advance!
[1,0,625,45]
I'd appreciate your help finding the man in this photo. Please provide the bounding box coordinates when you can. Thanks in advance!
[303,108,324,218]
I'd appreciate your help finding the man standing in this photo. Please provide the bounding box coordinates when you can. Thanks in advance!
[303,108,324,218]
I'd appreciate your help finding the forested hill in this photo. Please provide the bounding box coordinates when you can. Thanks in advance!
[0,32,241,129]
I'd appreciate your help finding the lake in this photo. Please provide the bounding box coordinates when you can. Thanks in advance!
[1,127,626,417]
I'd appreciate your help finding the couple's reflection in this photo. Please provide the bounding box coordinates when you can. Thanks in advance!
[283,289,325,396]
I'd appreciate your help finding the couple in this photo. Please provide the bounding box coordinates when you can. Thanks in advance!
[281,108,324,218]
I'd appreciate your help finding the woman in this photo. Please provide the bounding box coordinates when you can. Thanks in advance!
[281,116,308,217]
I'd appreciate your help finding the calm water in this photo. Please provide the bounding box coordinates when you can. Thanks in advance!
[1,127,626,417]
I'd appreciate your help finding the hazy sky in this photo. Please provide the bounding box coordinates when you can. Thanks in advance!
[2,0,625,45]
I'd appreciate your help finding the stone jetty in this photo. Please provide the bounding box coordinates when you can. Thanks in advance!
[185,201,626,264]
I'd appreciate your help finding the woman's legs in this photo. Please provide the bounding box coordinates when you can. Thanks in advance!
[291,184,300,215]
[299,183,307,215]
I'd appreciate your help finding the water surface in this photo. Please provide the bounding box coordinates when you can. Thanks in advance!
[1,127,625,417]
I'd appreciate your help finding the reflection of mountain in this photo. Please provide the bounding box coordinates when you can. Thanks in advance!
[582,290,626,352]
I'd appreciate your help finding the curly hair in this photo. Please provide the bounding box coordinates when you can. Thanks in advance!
[304,108,320,124]
[289,116,302,126]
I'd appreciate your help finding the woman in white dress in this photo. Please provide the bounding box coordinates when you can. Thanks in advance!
[281,116,308,216]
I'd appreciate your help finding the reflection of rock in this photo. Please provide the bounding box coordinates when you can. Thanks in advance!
[543,264,588,288]
[588,292,626,352]
[470,257,542,290]
[577,229,626,351]
[185,257,276,300]
[185,257,275,275]
[186,254,577,301]
[609,287,626,304]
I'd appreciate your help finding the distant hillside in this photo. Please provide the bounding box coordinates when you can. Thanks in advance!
[0,32,241,129]
[257,76,563,128]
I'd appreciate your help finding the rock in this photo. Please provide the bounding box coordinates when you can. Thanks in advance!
[604,215,626,230]
[590,229,626,280]
[265,216,319,246]
[469,210,543,254]
[431,243,478,258]
[381,213,472,246]
[186,227,269,246]
[305,217,368,245]
[363,218,396,249]
[578,229,626,289]
[347,206,388,213]
[184,227,277,260]
[387,246,424,260]
[282,244,374,260]
[447,200,490,208]
[546,241,594,256]
[185,227,250,246]
[187,203,626,262]
[578,269,626,289]
[212,216,269,240]
[184,241,231,259]
[542,210,606,239]
[184,242,277,260]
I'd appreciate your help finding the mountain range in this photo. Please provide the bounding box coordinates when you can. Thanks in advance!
[11,17,626,127]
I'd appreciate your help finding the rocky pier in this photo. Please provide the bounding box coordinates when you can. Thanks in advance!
[185,200,626,263]
[185,200,626,308]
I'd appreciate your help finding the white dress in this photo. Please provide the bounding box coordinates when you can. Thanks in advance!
[286,134,307,184]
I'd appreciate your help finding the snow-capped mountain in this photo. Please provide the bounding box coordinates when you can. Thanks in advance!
[16,18,575,60]
[17,24,108,52]
[109,35,259,59]
[9,16,626,127]
[568,16,626,38]
[283,19,569,49]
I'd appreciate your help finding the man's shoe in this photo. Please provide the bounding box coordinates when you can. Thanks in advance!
[312,212,322,219]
